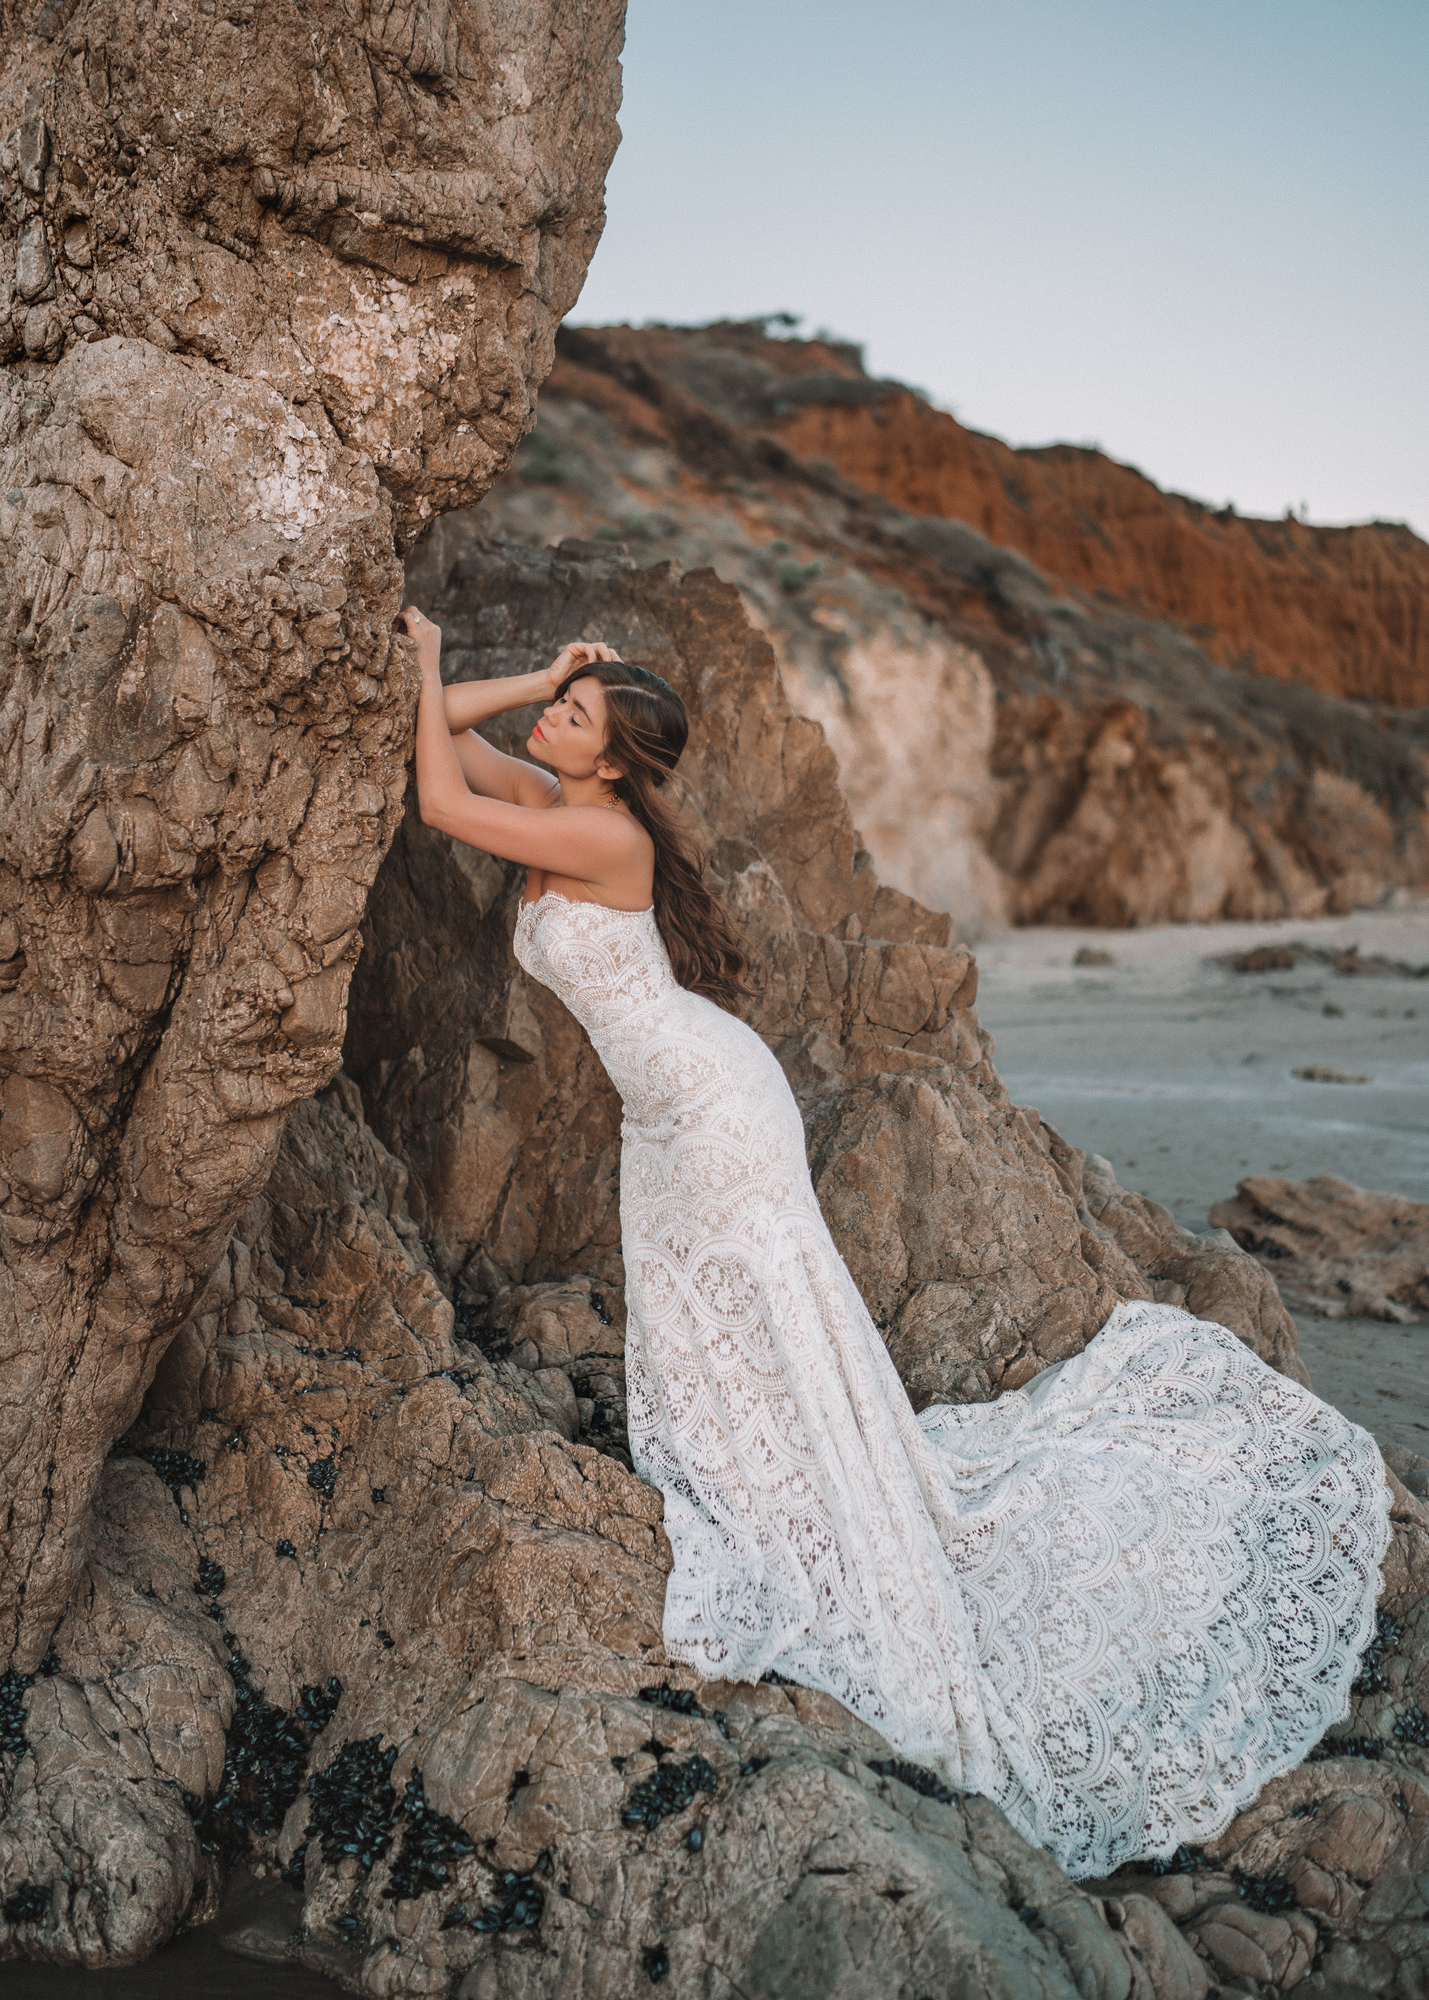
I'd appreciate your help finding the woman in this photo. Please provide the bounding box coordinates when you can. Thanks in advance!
[402,608,1389,1883]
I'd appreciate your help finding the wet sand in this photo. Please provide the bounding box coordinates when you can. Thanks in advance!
[976,903,1429,1451]
[1293,1313,1429,1460]
[4,1869,329,1999]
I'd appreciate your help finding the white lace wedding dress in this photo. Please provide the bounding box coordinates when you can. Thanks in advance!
[513,892,1390,1880]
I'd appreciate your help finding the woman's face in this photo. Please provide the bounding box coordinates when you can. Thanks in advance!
[528,675,615,780]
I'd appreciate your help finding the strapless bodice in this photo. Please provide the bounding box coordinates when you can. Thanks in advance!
[512,890,794,1139]
[513,893,678,1037]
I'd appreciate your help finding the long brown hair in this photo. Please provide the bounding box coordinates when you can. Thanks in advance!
[556,660,750,1013]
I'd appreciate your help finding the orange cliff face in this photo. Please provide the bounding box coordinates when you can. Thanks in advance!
[463,318,1429,930]
[773,389,1429,708]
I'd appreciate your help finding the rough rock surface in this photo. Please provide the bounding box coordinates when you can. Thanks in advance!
[367,536,1304,1395]
[1211,1174,1429,1324]
[0,0,623,1666]
[467,319,1429,931]
[2,68,1426,1975]
[6,534,1387,1993]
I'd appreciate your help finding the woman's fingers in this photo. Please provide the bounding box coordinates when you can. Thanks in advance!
[398,606,442,675]
[547,639,619,685]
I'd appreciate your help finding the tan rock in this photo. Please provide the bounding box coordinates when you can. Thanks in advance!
[1067,1148,1304,1381]
[1210,1174,1429,1323]
[1108,1894,1210,2000]
[1200,1756,1429,1965]
[1181,1898,1317,1989]
[0,0,623,1666]
[0,1458,228,1963]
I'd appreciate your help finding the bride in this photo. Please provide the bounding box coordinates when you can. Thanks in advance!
[400,610,1389,1882]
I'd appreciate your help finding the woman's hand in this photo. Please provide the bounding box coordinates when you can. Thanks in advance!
[541,639,621,698]
[397,605,443,675]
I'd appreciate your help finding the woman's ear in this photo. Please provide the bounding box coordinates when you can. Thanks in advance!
[595,757,625,783]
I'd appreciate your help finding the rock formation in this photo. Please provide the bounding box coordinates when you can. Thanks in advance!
[5,35,1429,1994]
[465,318,1429,933]
[12,531,1429,1995]
[0,0,623,1673]
[362,538,1305,1397]
[1220,940,1429,979]
[1211,1175,1429,1324]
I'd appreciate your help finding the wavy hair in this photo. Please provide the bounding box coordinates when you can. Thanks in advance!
[555,659,750,1014]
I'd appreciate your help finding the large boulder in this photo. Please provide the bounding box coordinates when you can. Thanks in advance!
[0,0,623,1666]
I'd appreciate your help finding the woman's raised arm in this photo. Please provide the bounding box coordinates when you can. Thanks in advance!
[397,610,621,806]
[404,610,644,892]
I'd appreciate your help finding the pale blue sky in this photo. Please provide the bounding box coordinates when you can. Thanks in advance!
[573,0,1428,534]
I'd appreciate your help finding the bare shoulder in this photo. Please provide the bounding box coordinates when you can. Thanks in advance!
[570,804,655,864]
[611,809,655,854]
[552,800,648,838]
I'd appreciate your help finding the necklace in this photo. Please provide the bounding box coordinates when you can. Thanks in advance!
[558,791,621,809]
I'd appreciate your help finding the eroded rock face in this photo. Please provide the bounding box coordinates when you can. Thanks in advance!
[0,337,411,1668]
[0,0,622,541]
[0,1457,231,1965]
[357,535,1301,1403]
[768,378,1429,709]
[2,533,1347,1987]
[0,1079,665,1970]
[1211,1174,1429,1324]
[0,2,623,1667]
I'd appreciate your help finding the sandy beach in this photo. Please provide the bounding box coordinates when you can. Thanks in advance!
[976,904,1429,1454]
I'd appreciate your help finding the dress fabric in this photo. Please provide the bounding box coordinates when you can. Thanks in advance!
[513,892,1391,1880]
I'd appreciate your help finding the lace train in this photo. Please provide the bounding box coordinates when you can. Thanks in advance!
[514,893,1390,1879]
